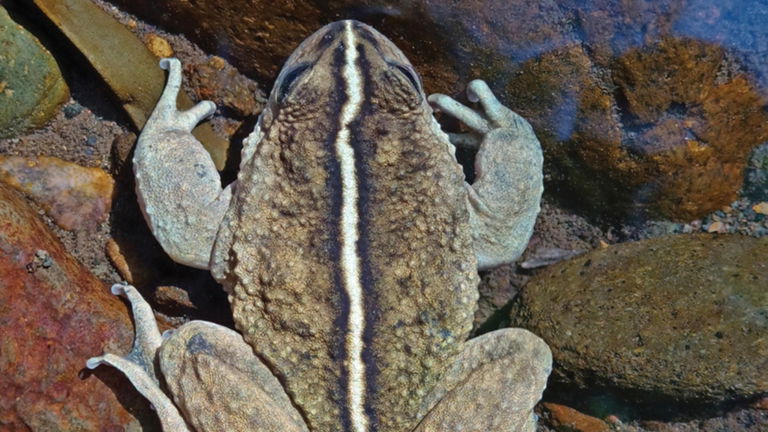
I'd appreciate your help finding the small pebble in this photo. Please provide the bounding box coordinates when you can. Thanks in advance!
[62,102,84,119]
[106,238,132,283]
[753,202,768,215]
[208,55,226,70]
[707,221,724,233]
[145,33,173,58]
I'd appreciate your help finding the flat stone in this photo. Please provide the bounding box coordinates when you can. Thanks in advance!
[0,183,156,430]
[513,234,767,402]
[0,155,114,231]
[0,6,69,138]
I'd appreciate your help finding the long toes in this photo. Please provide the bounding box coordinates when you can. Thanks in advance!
[429,93,490,133]
[177,100,217,132]
[86,354,191,431]
[447,132,482,150]
[467,80,506,124]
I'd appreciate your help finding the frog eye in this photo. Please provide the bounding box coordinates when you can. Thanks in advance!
[276,63,311,103]
[392,63,422,93]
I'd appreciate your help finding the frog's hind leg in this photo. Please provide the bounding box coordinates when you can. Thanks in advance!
[86,284,191,432]
[414,329,552,432]
[429,81,543,270]
[156,321,310,431]
[133,58,232,270]
[87,284,311,432]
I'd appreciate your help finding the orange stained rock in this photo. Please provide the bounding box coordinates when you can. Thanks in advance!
[541,402,610,432]
[753,202,768,215]
[145,33,174,58]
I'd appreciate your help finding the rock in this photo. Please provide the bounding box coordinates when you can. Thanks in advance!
[145,33,173,57]
[754,202,768,216]
[0,183,156,430]
[0,155,115,231]
[512,234,768,402]
[706,221,724,233]
[540,402,610,432]
[185,55,264,118]
[0,6,69,138]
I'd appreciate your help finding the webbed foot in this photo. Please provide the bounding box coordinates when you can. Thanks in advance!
[430,81,543,269]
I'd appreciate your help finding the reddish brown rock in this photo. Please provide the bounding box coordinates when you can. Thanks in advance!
[0,184,156,430]
[0,155,115,231]
[184,56,264,118]
[540,402,610,432]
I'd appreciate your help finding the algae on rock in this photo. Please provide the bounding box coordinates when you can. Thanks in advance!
[0,6,69,138]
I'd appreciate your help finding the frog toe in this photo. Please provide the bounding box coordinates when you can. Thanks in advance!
[152,58,216,132]
[86,284,191,431]
[415,329,552,432]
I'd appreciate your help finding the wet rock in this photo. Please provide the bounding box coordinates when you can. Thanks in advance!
[0,183,156,430]
[0,155,114,231]
[0,6,69,138]
[512,234,768,402]
[540,402,610,432]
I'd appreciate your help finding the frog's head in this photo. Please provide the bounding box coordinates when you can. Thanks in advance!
[259,20,426,128]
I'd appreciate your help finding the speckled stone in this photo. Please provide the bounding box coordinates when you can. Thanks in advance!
[0,183,155,430]
[512,234,767,402]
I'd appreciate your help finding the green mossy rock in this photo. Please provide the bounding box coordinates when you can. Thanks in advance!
[513,234,767,402]
[0,6,68,138]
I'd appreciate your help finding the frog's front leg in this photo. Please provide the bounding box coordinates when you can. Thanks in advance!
[134,58,233,269]
[429,82,544,269]
[414,329,552,432]
[87,284,310,432]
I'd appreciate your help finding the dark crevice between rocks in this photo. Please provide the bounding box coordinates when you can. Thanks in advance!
[542,379,766,423]
[613,85,653,159]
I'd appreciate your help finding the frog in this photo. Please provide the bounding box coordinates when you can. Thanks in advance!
[87,20,551,432]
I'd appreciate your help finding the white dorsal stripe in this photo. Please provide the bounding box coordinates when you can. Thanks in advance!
[337,21,368,432]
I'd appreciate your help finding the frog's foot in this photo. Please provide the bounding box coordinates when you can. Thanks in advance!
[430,81,543,270]
[86,284,191,432]
[134,58,232,270]
[415,328,552,432]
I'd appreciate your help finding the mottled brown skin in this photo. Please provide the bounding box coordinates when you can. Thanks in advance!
[211,21,477,431]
